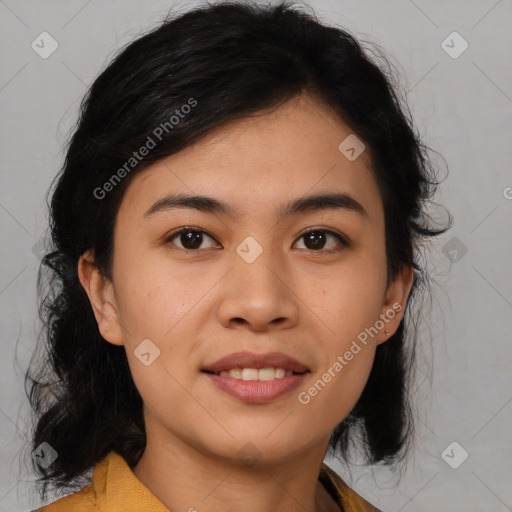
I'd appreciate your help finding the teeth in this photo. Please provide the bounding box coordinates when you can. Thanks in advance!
[216,368,295,380]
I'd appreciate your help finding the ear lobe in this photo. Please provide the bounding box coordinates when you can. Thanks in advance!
[376,265,414,345]
[77,250,124,346]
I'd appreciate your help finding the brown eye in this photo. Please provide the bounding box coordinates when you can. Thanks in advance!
[164,227,348,253]
[294,229,348,252]
[165,228,219,251]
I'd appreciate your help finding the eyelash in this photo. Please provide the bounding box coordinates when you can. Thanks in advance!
[163,226,350,253]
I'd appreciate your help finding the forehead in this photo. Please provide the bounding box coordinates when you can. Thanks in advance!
[117,93,382,225]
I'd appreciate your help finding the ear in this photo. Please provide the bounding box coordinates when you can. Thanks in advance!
[376,265,414,345]
[77,250,124,346]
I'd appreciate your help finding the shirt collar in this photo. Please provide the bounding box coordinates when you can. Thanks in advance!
[92,451,168,511]
[93,451,367,512]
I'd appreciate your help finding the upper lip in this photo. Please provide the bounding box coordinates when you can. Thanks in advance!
[202,351,310,373]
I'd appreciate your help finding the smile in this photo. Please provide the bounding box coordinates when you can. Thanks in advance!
[204,367,307,380]
[201,370,310,403]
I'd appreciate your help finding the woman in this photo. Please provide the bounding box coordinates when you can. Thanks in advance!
[26,1,450,511]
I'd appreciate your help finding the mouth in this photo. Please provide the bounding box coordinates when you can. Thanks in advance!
[201,368,310,403]
[201,368,309,380]
[201,351,310,402]
[201,350,310,376]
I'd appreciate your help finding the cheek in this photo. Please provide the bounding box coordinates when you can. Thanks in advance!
[112,259,208,387]
[317,266,386,339]
[112,252,192,337]
[305,268,384,413]
[124,358,204,443]
[298,341,376,431]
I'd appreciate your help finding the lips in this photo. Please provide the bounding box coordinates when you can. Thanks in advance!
[201,351,309,374]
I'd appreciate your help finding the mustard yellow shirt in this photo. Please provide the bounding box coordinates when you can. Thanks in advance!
[33,451,382,512]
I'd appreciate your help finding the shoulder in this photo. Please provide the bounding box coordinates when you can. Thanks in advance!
[31,484,101,512]
[31,451,168,512]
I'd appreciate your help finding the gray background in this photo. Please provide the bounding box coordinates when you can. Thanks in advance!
[1,0,511,511]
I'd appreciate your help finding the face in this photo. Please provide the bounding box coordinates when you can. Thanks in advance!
[79,93,412,466]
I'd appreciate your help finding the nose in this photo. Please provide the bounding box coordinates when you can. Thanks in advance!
[216,242,299,333]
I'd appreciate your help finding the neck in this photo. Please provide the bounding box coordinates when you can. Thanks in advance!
[132,427,340,512]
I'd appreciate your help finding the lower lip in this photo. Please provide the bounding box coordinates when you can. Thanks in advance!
[202,372,308,403]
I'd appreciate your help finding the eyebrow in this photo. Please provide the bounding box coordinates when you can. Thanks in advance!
[142,192,368,221]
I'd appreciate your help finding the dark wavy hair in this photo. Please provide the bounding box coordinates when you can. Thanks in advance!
[24,0,451,501]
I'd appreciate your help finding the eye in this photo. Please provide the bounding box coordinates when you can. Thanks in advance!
[164,227,220,251]
[164,227,349,253]
[294,228,349,252]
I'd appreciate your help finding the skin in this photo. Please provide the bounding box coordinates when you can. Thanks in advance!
[78,92,413,512]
